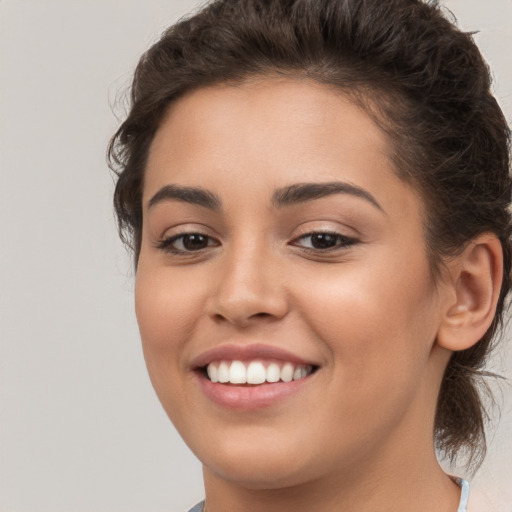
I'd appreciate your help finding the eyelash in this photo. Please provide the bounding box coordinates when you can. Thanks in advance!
[292,231,358,253]
[156,232,219,254]
[156,230,358,255]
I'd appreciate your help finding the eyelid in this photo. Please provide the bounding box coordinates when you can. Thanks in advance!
[153,222,360,256]
[158,221,214,239]
[155,229,220,255]
[290,229,359,252]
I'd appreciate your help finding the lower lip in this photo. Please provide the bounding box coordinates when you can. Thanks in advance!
[195,372,312,411]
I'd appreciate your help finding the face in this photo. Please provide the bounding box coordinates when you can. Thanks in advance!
[135,78,449,489]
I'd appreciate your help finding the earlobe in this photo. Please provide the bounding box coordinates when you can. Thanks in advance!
[436,234,503,352]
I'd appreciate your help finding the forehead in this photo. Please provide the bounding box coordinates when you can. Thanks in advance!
[144,78,418,218]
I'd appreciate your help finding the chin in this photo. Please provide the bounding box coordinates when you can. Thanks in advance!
[205,453,315,490]
[195,430,330,490]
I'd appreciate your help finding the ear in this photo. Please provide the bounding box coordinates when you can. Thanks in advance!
[436,233,504,351]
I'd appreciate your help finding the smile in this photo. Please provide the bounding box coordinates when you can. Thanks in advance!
[192,344,320,410]
[205,360,315,385]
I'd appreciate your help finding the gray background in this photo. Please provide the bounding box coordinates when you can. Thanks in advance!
[0,1,510,511]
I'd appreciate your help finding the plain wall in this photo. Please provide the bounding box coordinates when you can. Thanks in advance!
[0,1,510,511]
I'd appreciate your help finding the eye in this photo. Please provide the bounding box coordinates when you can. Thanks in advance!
[157,232,219,254]
[292,231,357,251]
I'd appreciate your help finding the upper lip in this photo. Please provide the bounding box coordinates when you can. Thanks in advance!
[190,343,319,369]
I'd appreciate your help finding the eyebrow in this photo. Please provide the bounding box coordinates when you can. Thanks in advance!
[272,181,385,213]
[147,181,385,214]
[148,184,222,211]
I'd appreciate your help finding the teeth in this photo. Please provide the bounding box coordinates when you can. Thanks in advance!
[266,362,281,383]
[205,360,313,385]
[229,361,247,384]
[207,364,218,383]
[218,361,230,383]
[281,362,294,383]
[246,361,266,384]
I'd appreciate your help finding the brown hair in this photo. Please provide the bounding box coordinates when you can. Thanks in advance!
[108,0,512,469]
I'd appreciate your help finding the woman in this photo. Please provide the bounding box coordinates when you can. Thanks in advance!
[108,0,511,510]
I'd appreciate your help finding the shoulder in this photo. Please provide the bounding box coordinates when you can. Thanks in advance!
[187,501,205,512]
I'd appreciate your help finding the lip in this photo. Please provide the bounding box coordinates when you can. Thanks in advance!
[194,371,316,411]
[190,343,319,411]
[190,343,318,369]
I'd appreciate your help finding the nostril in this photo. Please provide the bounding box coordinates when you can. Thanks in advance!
[213,311,273,323]
[209,289,289,326]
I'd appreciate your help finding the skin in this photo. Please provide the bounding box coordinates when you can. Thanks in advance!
[135,78,498,512]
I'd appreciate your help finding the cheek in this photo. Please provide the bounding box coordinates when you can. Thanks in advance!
[134,263,206,388]
[295,248,439,386]
[135,264,202,343]
[290,256,440,455]
[134,263,212,428]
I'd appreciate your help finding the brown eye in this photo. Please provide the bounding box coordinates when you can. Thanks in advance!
[157,233,219,254]
[293,231,357,251]
[309,233,338,249]
[180,234,209,251]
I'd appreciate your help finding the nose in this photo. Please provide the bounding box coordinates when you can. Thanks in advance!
[207,243,289,327]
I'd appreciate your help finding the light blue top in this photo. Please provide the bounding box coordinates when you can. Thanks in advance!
[187,478,470,512]
[454,477,470,512]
